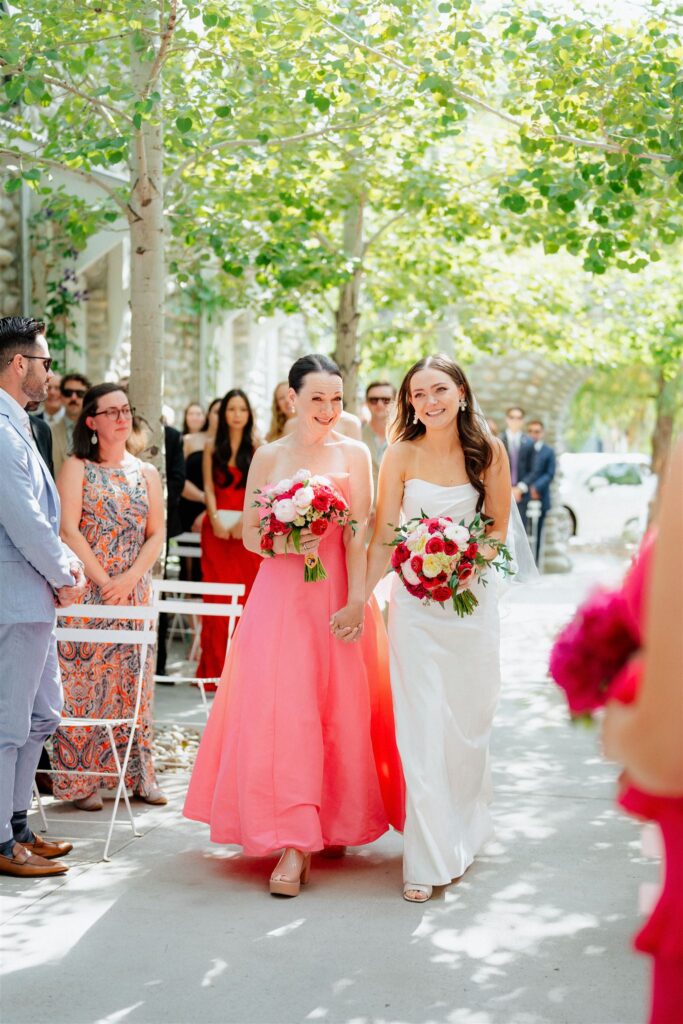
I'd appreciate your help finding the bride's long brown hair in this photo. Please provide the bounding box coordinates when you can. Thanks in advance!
[390,355,494,512]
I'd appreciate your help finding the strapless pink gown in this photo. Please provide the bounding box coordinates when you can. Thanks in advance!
[183,511,405,856]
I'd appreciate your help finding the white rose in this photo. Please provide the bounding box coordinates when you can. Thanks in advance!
[444,523,469,547]
[293,485,314,510]
[406,534,427,554]
[275,478,293,496]
[422,554,442,578]
[293,469,311,484]
[401,559,420,586]
[273,498,298,523]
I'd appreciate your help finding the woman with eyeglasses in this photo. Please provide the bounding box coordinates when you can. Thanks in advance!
[50,382,167,810]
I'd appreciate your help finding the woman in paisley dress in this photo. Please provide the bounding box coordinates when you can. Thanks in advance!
[51,383,166,810]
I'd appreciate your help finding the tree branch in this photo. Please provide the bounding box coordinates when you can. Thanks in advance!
[141,0,178,101]
[42,75,133,125]
[0,147,136,219]
[363,211,407,254]
[318,14,674,165]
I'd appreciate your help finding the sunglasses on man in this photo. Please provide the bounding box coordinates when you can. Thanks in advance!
[6,355,53,373]
[367,396,393,406]
[62,387,87,398]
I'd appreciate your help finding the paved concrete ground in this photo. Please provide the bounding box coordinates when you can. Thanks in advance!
[1,549,655,1024]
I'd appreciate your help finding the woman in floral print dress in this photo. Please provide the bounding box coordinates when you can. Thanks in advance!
[51,383,166,810]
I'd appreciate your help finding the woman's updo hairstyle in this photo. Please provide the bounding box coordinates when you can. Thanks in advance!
[288,353,342,393]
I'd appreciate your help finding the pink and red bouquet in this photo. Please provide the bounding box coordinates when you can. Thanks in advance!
[254,469,354,582]
[549,588,639,720]
[389,512,513,617]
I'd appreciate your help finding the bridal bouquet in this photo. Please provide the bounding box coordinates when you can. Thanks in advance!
[549,588,640,721]
[254,469,354,582]
[389,512,513,617]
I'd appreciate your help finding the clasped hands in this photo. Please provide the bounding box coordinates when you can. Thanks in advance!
[55,563,87,607]
[330,602,364,643]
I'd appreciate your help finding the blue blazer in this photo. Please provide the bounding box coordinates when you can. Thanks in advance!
[527,443,556,513]
[0,390,77,624]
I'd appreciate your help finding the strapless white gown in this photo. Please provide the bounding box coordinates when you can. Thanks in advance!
[388,479,501,885]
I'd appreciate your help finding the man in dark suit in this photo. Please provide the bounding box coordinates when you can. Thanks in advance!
[28,411,55,479]
[525,420,556,561]
[500,406,535,517]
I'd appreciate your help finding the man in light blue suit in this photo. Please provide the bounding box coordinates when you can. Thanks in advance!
[0,317,86,878]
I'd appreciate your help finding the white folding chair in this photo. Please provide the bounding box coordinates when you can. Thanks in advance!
[166,533,204,654]
[153,580,244,717]
[33,604,157,861]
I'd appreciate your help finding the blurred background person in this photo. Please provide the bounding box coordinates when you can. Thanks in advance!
[197,389,261,686]
[525,419,556,562]
[51,371,91,476]
[182,401,206,437]
[486,417,499,438]
[36,373,63,426]
[51,382,167,809]
[501,405,534,517]
[266,380,296,442]
[178,398,220,586]
[361,380,395,504]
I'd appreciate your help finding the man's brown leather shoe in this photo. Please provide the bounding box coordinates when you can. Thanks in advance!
[0,845,68,877]
[19,835,73,859]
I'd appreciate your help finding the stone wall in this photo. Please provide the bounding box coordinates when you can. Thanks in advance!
[0,191,21,316]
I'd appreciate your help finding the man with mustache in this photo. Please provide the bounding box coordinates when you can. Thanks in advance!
[51,371,90,477]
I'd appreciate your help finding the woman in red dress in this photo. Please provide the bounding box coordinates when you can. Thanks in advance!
[197,389,261,684]
[603,437,683,1024]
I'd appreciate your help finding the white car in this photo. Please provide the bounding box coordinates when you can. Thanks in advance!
[559,452,656,542]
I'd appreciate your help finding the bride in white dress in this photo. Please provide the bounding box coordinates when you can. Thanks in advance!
[366,355,512,903]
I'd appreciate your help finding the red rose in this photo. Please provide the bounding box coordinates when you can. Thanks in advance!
[436,571,449,583]
[427,518,442,534]
[312,491,332,512]
[432,585,452,602]
[422,576,442,590]
[425,536,445,554]
[310,518,328,536]
[260,534,274,551]
[465,543,478,559]
[410,555,424,575]
[444,540,458,556]
[290,481,304,495]
[270,514,289,535]
[391,542,410,569]
[404,581,429,599]
[458,563,473,581]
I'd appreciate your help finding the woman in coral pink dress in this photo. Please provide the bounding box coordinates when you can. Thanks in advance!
[197,389,261,684]
[603,437,683,1024]
[184,354,403,896]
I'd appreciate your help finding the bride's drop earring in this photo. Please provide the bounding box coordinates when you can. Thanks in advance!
[458,397,468,412]
[91,430,98,444]
[412,409,419,425]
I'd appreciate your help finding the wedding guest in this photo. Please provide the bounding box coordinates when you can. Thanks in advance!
[52,382,167,809]
[37,373,63,426]
[361,380,396,505]
[266,381,295,442]
[602,437,683,1024]
[182,402,206,436]
[155,421,186,676]
[366,355,512,902]
[500,405,534,517]
[525,419,556,562]
[485,417,499,438]
[0,316,86,878]
[50,371,91,476]
[180,397,220,537]
[28,407,55,478]
[184,354,403,897]
[197,389,261,684]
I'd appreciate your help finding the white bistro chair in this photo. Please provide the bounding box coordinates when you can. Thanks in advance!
[153,580,244,716]
[33,603,157,861]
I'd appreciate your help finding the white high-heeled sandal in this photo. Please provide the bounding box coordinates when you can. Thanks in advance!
[403,882,433,903]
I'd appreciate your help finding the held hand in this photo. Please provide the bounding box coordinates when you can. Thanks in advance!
[230,517,244,540]
[100,571,137,606]
[55,564,88,607]
[512,485,523,503]
[530,486,540,500]
[298,528,322,557]
[191,511,205,534]
[330,602,364,643]
[211,516,231,540]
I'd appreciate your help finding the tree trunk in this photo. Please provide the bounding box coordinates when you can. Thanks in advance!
[128,44,165,472]
[333,195,364,414]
